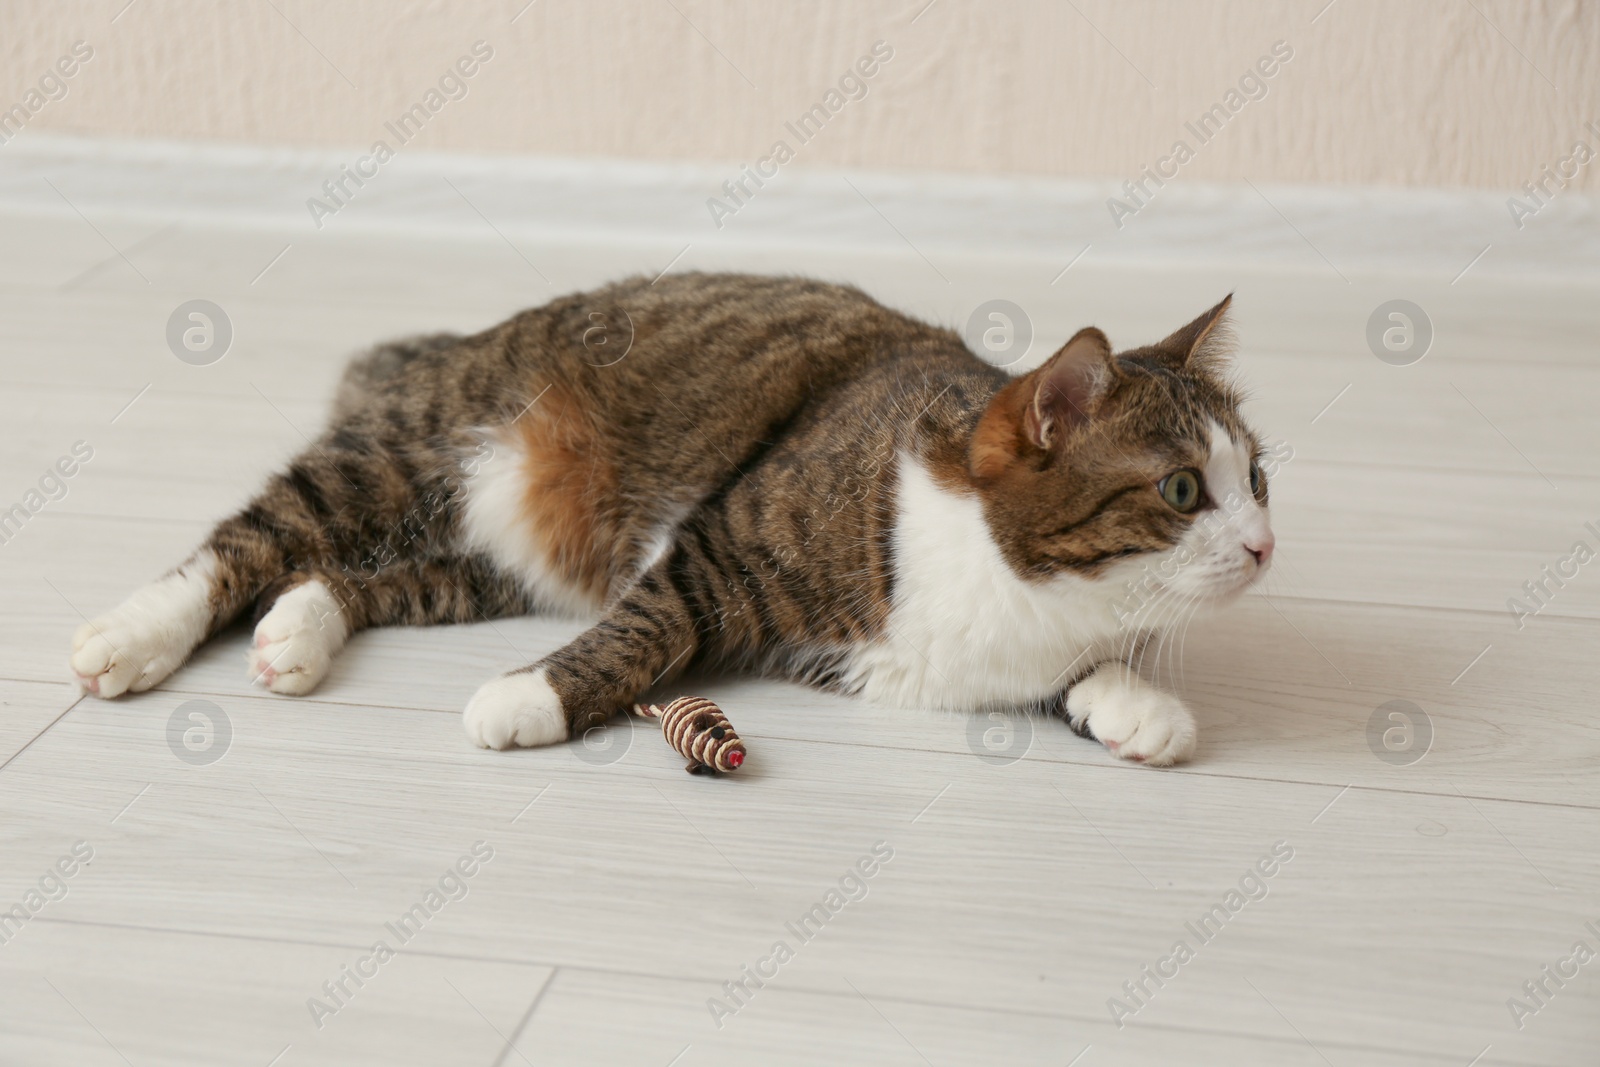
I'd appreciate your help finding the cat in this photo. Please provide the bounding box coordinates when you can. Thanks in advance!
[70,272,1274,766]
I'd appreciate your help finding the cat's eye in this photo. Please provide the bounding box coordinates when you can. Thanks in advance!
[1249,461,1264,497]
[1158,469,1203,513]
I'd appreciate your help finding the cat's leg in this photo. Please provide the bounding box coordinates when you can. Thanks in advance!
[463,558,707,749]
[70,504,301,697]
[1061,663,1198,766]
[70,551,227,698]
[245,557,533,695]
[72,452,381,696]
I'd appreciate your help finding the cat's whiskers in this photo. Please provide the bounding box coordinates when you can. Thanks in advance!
[1114,583,1177,684]
[1259,548,1304,598]
[1158,590,1205,692]
[1173,590,1210,692]
[1128,593,1169,680]
[1135,586,1192,686]
[1114,600,1158,676]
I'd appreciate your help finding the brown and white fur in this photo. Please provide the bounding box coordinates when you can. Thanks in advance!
[70,273,1274,766]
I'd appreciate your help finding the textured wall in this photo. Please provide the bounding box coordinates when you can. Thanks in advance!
[2,0,1596,191]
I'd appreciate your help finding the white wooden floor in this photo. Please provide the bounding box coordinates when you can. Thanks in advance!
[2,152,1598,1066]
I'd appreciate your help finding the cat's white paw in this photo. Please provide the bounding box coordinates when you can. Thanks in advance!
[1066,669,1197,767]
[463,669,570,750]
[248,580,347,696]
[70,556,217,698]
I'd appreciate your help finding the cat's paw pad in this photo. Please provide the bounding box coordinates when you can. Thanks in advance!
[70,566,216,698]
[463,670,569,750]
[71,615,173,698]
[247,581,346,696]
[1067,672,1197,767]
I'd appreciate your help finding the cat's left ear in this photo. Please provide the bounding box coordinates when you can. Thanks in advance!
[1024,326,1116,449]
[1155,294,1234,371]
[970,326,1116,480]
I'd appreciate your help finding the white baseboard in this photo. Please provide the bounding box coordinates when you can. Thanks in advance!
[1,133,1595,283]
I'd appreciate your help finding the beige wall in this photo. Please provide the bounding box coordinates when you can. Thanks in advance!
[3,0,1597,191]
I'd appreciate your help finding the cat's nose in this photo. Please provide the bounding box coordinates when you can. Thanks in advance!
[1245,531,1275,565]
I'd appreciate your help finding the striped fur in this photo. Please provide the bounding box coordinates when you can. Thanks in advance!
[71,273,1273,766]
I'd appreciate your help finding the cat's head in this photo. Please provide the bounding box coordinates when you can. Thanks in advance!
[968,296,1275,605]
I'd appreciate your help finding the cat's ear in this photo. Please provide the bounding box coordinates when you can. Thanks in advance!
[971,327,1115,479]
[1154,294,1234,371]
[1024,326,1116,449]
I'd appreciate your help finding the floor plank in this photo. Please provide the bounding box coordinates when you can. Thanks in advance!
[0,921,552,1066]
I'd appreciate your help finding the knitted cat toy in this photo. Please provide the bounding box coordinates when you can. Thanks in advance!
[633,696,746,775]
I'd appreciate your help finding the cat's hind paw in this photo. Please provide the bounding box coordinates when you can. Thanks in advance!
[463,669,570,750]
[72,616,177,698]
[247,580,347,696]
[1065,669,1197,767]
[70,561,217,698]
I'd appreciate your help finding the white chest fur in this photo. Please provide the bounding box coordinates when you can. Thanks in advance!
[842,455,1133,711]
[457,430,600,618]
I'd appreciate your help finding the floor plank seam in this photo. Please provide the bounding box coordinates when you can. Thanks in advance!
[0,695,83,775]
[15,915,1538,1064]
[13,694,1597,810]
[489,967,558,1067]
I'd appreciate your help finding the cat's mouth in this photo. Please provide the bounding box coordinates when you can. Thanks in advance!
[1143,545,1270,605]
[1208,552,1271,600]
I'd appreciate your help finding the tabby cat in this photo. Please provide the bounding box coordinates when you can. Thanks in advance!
[71,273,1275,766]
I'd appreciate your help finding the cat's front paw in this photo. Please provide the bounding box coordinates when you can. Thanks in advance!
[463,669,570,750]
[1065,669,1197,766]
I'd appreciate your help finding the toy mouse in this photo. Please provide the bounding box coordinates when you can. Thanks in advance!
[633,696,746,775]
